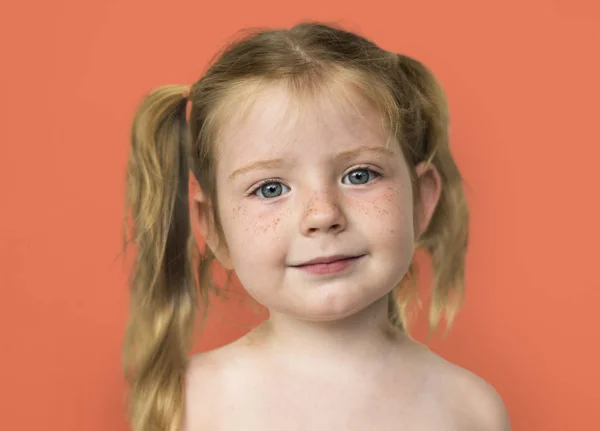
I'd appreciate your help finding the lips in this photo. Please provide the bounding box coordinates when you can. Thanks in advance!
[290,254,365,276]
[292,254,364,267]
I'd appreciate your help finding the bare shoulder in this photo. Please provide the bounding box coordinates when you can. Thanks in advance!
[183,335,259,431]
[444,361,511,431]
[183,343,240,431]
[185,346,226,398]
[182,349,222,431]
[413,343,511,431]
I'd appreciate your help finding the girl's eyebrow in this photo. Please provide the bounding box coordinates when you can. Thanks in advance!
[228,158,286,181]
[228,146,395,181]
[336,146,395,161]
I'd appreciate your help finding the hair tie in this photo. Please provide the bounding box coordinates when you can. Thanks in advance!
[182,85,191,100]
[182,85,192,123]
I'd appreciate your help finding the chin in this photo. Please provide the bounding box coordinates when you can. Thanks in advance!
[294,289,389,322]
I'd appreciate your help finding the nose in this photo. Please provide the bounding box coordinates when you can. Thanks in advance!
[299,191,347,236]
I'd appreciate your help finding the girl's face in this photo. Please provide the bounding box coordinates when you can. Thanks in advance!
[200,82,430,322]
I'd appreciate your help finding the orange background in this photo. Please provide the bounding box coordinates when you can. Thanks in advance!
[1,1,599,430]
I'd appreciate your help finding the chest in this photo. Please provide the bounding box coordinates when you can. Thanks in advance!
[210,375,462,431]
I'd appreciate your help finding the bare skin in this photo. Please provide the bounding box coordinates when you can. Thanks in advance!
[184,297,509,431]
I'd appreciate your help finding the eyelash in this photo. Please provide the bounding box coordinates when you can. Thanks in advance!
[246,166,383,198]
[247,178,287,198]
[342,166,382,185]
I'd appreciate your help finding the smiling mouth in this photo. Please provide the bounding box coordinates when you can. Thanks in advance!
[292,254,365,267]
[290,254,366,275]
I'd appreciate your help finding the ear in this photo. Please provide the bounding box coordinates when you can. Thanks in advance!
[192,189,234,270]
[414,161,442,238]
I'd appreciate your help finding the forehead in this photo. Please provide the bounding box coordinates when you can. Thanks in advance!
[215,80,391,169]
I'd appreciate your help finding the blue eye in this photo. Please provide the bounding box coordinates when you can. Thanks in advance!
[253,181,290,199]
[342,168,380,185]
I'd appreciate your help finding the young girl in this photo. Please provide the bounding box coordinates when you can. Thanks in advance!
[122,21,510,431]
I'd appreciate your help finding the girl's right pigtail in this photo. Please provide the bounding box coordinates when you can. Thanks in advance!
[122,85,197,431]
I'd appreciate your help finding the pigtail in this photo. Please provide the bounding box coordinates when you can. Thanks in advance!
[122,85,196,431]
[390,55,470,338]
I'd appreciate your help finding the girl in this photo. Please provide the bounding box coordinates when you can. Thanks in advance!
[122,21,510,431]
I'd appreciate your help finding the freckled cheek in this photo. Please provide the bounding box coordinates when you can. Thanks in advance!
[226,205,291,271]
[228,204,289,238]
[347,186,413,235]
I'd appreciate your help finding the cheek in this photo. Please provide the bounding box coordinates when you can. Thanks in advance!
[349,185,414,236]
[223,204,290,300]
[224,203,289,259]
[229,204,289,235]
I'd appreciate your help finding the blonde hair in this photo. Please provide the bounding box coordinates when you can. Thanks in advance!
[122,21,469,431]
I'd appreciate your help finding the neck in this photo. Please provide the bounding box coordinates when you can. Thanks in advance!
[256,296,407,369]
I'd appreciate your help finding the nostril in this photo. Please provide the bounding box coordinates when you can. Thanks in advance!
[308,223,340,233]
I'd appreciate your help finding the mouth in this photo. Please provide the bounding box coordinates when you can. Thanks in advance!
[290,254,366,276]
[291,254,365,267]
